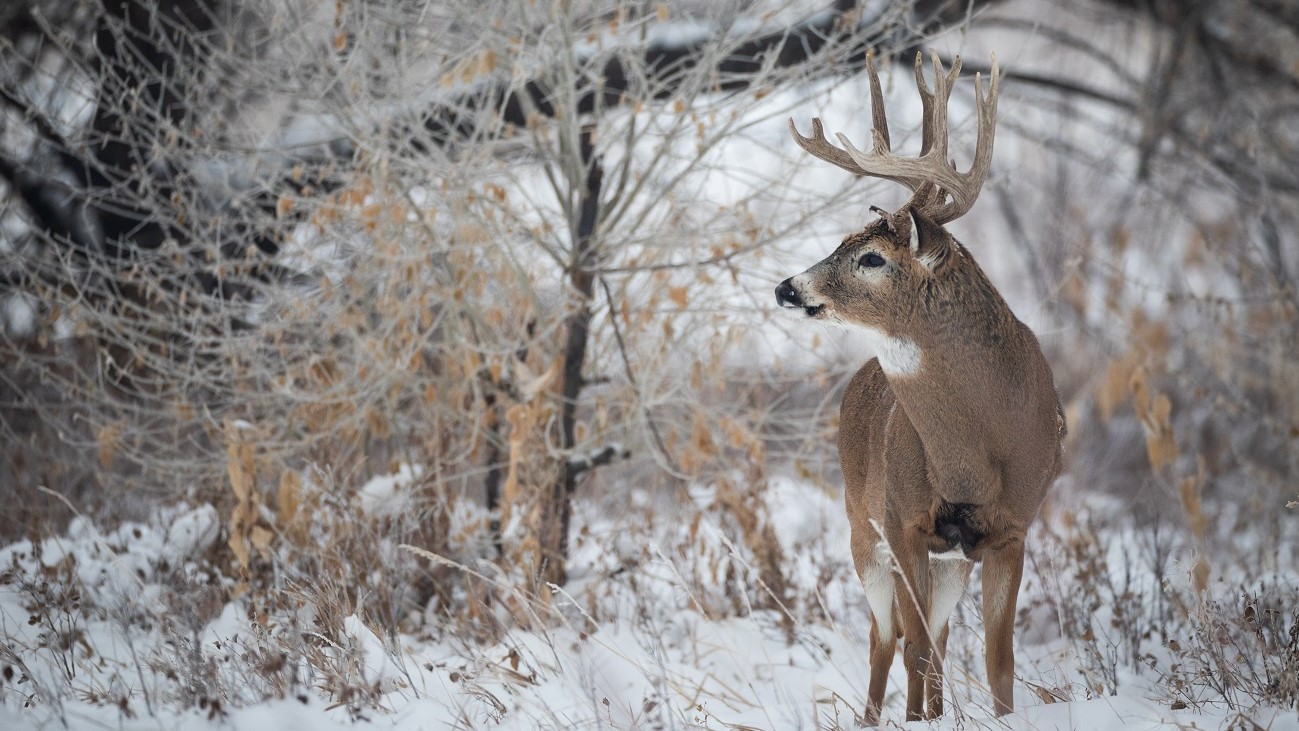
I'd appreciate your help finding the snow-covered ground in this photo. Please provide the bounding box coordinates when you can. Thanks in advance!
[2,467,1295,730]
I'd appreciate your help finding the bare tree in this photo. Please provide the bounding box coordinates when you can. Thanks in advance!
[0,0,952,584]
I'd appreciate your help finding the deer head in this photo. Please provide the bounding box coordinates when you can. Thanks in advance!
[775,51,1000,361]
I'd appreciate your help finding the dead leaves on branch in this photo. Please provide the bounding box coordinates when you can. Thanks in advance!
[1093,311,1212,592]
[1130,366,1178,473]
[501,397,561,581]
[222,421,315,582]
[225,419,268,577]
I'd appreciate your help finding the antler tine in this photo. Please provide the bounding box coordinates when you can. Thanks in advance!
[968,54,1000,197]
[916,50,961,161]
[912,52,936,159]
[929,52,1000,223]
[866,53,891,154]
[787,116,869,177]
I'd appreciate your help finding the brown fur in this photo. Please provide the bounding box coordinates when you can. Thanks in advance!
[780,208,1064,722]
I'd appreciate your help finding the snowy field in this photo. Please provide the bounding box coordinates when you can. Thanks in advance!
[2,466,1296,730]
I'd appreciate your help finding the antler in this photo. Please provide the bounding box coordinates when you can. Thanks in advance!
[788,50,1000,225]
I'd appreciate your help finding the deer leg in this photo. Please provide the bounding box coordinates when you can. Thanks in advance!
[892,528,933,722]
[924,551,972,718]
[981,538,1025,716]
[931,624,951,717]
[859,542,896,726]
[865,609,896,726]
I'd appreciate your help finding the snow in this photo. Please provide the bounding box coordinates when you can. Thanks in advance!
[2,293,35,337]
[357,464,423,518]
[3,471,1294,730]
[165,505,221,560]
[341,614,403,692]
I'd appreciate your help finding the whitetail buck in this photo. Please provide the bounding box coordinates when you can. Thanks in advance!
[775,51,1064,723]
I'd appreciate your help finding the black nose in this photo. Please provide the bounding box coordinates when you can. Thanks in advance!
[775,278,802,308]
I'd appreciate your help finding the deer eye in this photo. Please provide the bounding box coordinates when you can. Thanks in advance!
[858,252,885,268]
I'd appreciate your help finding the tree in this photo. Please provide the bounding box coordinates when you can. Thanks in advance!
[0,0,945,583]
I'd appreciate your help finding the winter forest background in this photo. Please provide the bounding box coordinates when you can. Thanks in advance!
[1,0,1296,728]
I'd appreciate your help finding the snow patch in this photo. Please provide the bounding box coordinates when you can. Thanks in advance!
[165,504,221,560]
[357,463,422,518]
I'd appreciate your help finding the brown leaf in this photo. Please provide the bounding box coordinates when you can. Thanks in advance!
[1062,270,1087,317]
[1191,557,1210,594]
[667,286,688,308]
[1097,357,1133,423]
[1027,682,1068,704]
[250,526,273,557]
[224,420,259,573]
[226,443,254,503]
[1130,367,1178,471]
[96,421,125,470]
[278,471,302,528]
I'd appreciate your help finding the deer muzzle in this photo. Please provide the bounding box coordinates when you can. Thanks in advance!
[776,277,824,317]
[775,278,802,307]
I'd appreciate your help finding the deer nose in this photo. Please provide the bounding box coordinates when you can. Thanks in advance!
[775,278,803,308]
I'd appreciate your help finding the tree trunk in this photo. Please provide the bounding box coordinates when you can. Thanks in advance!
[538,124,602,587]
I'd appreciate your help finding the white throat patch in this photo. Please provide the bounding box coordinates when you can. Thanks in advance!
[860,328,922,376]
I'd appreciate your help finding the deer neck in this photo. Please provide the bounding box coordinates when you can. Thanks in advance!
[873,265,1028,440]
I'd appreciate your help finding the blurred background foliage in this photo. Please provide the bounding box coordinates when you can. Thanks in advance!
[0,0,1295,599]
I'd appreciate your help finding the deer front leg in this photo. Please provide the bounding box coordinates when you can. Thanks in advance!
[865,609,896,726]
[892,526,934,721]
[857,540,897,726]
[981,537,1025,716]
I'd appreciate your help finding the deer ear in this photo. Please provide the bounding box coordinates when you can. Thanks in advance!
[908,208,951,271]
[870,205,898,235]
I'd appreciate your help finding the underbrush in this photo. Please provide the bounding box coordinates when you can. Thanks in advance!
[1020,493,1299,718]
[0,466,864,727]
[1,462,1296,729]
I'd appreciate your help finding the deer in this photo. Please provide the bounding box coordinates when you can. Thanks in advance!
[775,51,1065,723]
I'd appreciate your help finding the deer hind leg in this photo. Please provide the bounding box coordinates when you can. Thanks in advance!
[982,538,1026,716]
[924,549,973,718]
[859,541,896,726]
